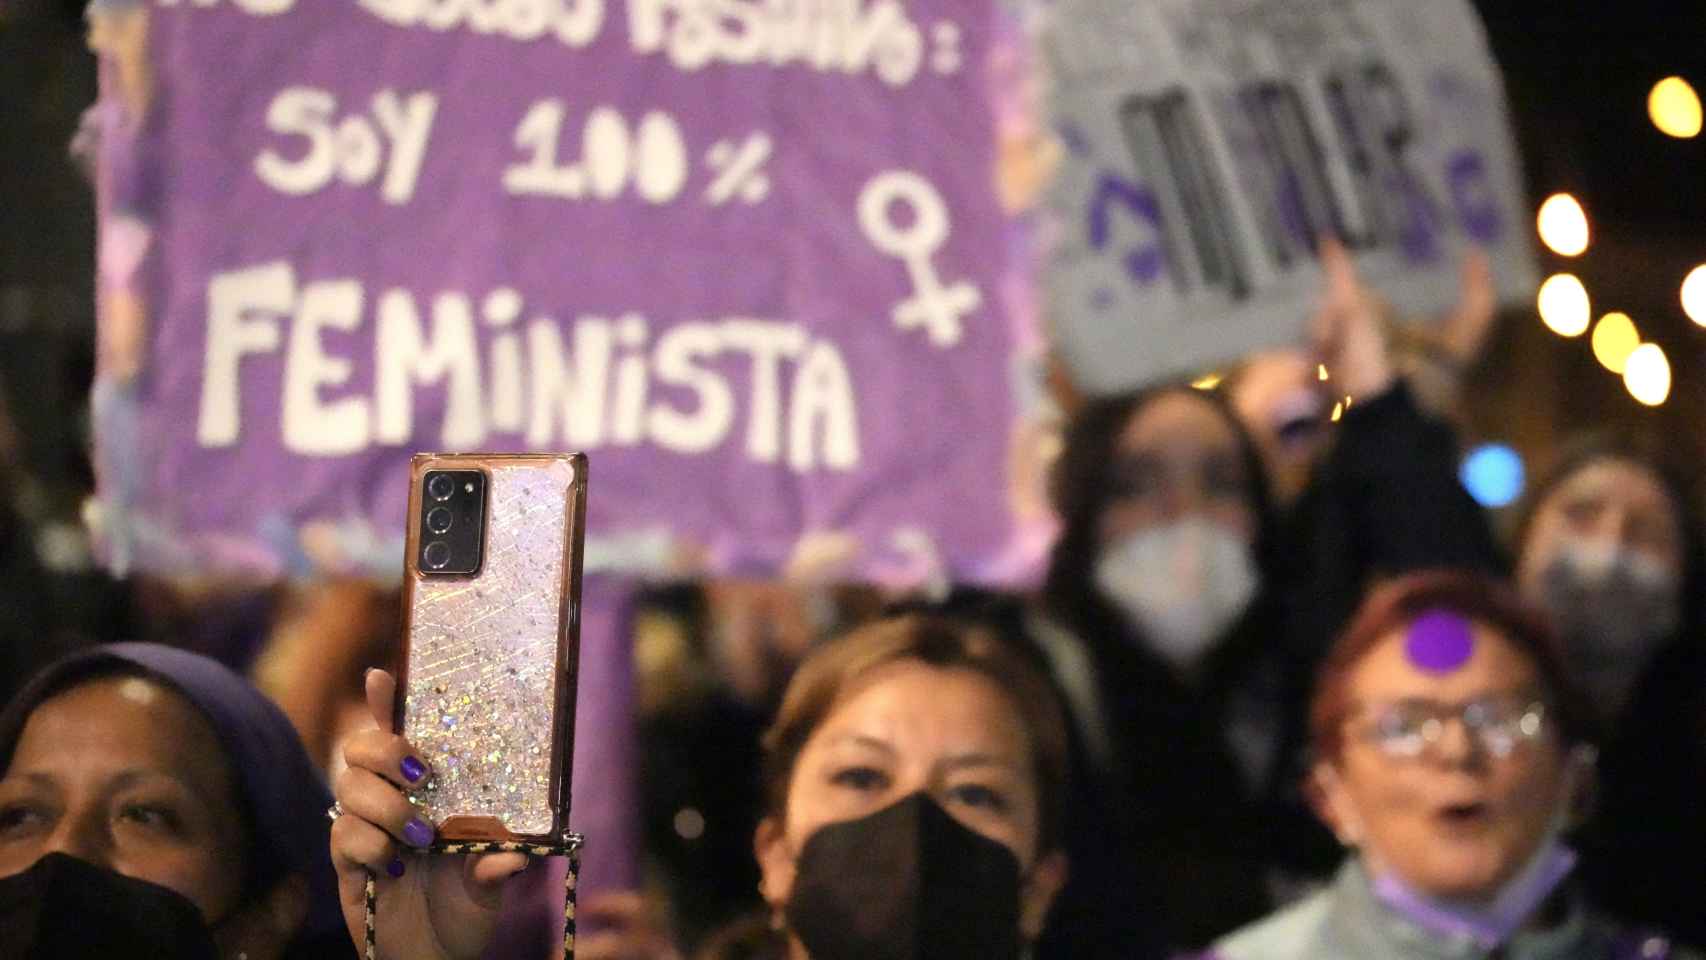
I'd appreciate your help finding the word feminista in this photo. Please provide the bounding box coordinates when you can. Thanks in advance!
[195,261,861,472]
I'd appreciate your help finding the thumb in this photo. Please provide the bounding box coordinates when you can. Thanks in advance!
[366,668,398,733]
[464,852,531,908]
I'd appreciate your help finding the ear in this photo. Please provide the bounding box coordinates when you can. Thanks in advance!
[1019,849,1069,942]
[753,816,796,911]
[215,874,310,960]
[1309,761,1365,848]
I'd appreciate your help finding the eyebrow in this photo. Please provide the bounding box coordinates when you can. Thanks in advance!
[824,734,897,754]
[819,738,1018,772]
[5,769,190,794]
[940,752,1019,773]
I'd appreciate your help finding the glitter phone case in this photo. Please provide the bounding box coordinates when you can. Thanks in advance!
[396,453,587,842]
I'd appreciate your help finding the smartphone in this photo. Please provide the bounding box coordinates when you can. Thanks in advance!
[395,452,587,842]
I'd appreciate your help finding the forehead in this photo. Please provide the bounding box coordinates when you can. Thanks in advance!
[811,661,1031,757]
[7,677,233,790]
[1116,391,1239,457]
[1538,460,1678,526]
[1349,621,1539,702]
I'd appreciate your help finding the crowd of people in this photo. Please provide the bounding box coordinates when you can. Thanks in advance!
[3,241,1704,959]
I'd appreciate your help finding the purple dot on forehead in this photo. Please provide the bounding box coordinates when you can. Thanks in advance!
[1405,609,1475,674]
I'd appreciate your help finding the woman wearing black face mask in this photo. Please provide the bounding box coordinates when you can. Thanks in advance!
[1511,443,1706,947]
[748,615,1071,960]
[0,643,349,958]
[332,615,1074,960]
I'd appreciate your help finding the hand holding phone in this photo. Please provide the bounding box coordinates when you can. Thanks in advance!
[331,670,529,960]
[329,452,587,959]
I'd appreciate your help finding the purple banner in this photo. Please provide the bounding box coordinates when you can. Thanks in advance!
[89,0,1055,585]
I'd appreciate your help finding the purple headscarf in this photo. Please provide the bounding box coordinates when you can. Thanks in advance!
[0,642,344,954]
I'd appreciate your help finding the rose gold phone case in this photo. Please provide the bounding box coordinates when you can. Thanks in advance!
[397,453,587,842]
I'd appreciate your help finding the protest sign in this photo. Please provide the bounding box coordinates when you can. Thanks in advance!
[87,0,1055,583]
[1042,0,1539,393]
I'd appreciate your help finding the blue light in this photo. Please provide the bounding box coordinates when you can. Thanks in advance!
[1460,443,1526,509]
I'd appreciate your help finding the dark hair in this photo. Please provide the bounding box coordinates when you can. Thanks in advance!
[1308,570,1594,760]
[759,614,1071,852]
[1041,384,1279,640]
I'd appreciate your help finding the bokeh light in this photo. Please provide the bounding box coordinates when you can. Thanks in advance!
[1623,343,1671,406]
[1682,264,1706,327]
[1460,444,1525,509]
[1537,273,1590,337]
[1536,193,1589,256]
[1191,373,1222,390]
[1649,76,1703,139]
[1590,312,1640,373]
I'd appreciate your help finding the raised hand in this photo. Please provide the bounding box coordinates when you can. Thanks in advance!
[329,669,529,960]
[1311,237,1396,400]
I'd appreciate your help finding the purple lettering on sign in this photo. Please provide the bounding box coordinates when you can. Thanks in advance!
[1086,173,1166,289]
[1275,172,1312,252]
[1392,170,1445,265]
[1447,150,1503,243]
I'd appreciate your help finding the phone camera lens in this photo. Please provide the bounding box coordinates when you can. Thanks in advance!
[426,506,454,535]
[423,541,452,570]
[427,474,456,501]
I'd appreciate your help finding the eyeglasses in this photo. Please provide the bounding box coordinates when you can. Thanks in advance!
[1350,693,1550,761]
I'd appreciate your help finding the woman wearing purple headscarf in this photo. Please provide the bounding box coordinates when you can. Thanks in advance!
[0,643,349,958]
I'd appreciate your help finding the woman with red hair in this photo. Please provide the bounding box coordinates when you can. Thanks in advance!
[1199,571,1701,960]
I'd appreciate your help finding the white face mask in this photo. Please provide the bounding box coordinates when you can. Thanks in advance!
[1093,517,1258,669]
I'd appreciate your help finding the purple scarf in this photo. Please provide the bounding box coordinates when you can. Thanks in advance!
[1370,840,1578,950]
[0,642,343,953]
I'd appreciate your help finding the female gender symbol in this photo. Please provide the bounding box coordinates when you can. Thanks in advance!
[857,170,981,348]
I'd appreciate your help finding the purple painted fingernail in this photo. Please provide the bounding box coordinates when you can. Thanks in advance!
[400,755,427,783]
[386,857,405,879]
[403,818,434,848]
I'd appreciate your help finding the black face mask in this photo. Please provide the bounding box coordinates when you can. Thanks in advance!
[0,852,220,960]
[785,792,1024,960]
